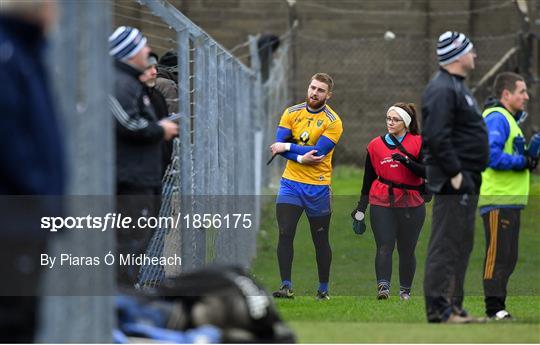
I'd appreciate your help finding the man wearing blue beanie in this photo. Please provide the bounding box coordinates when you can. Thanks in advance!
[421,31,489,323]
[108,26,178,286]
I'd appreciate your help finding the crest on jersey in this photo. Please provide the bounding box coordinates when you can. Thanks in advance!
[300,131,310,144]
[317,120,323,127]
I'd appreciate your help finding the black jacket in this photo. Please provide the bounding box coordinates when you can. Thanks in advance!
[421,68,489,192]
[146,86,173,175]
[111,61,164,188]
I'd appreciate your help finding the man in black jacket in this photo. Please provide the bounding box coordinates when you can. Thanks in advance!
[108,26,178,286]
[421,31,489,323]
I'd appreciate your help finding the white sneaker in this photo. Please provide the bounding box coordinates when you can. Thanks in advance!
[399,291,411,301]
[491,310,514,321]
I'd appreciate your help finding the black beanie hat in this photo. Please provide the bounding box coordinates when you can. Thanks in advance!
[159,51,178,70]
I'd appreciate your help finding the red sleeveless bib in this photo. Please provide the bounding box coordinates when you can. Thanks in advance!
[367,134,424,208]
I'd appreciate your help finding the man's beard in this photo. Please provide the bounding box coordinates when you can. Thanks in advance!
[306,96,325,110]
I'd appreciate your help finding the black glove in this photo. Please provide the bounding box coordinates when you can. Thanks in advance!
[516,155,538,171]
[392,153,426,177]
[352,219,366,235]
[527,156,538,170]
[391,153,409,165]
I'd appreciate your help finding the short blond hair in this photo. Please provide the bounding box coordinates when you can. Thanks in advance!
[311,73,334,92]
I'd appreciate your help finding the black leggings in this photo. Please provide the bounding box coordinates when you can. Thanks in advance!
[276,203,332,283]
[370,204,425,290]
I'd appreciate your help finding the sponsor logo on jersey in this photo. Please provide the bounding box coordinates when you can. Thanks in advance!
[300,131,310,144]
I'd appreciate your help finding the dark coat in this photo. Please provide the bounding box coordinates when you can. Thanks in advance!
[421,68,489,192]
[156,67,178,114]
[146,86,173,174]
[111,60,164,189]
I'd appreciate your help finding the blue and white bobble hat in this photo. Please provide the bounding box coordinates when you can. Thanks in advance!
[437,31,473,65]
[109,26,147,60]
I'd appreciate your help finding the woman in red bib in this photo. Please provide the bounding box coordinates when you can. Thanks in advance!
[351,103,426,300]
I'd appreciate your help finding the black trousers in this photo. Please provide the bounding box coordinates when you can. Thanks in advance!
[0,296,38,343]
[482,208,521,317]
[276,203,332,284]
[116,183,161,287]
[424,177,480,322]
[370,205,425,290]
[0,240,46,343]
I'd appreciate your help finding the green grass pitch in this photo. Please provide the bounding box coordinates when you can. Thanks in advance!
[252,166,540,343]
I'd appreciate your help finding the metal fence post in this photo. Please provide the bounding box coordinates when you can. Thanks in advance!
[40,0,114,342]
[249,35,263,264]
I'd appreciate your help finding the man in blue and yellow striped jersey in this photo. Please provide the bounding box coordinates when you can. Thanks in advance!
[269,73,343,301]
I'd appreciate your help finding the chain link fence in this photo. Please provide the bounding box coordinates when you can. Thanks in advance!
[292,32,519,165]
[111,0,292,287]
[261,37,292,189]
[222,0,526,166]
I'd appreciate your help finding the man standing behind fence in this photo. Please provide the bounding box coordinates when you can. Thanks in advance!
[156,51,179,114]
[140,51,173,175]
[421,31,489,323]
[479,72,539,321]
[108,26,178,286]
[269,73,343,301]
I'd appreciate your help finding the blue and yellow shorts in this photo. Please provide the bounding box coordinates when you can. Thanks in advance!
[276,178,331,217]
